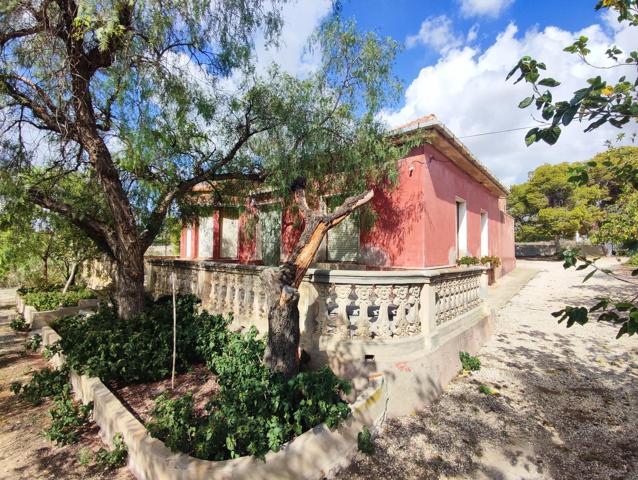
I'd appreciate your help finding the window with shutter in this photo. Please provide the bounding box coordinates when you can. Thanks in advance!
[326,197,360,262]
[220,211,239,259]
[198,216,214,258]
[256,205,281,266]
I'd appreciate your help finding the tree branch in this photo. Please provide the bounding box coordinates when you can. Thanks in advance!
[28,187,116,258]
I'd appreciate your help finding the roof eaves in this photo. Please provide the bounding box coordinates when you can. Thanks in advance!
[392,118,509,196]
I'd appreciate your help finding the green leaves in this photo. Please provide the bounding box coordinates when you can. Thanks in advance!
[539,78,561,87]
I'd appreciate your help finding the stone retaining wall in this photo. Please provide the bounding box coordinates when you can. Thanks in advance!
[38,325,388,480]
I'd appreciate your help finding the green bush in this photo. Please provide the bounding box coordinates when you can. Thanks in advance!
[11,366,69,405]
[9,315,28,332]
[459,351,481,372]
[45,386,93,446]
[357,426,375,454]
[147,327,352,461]
[478,384,496,395]
[51,295,226,383]
[23,288,95,311]
[457,256,480,266]
[628,253,638,266]
[25,333,42,352]
[94,433,128,470]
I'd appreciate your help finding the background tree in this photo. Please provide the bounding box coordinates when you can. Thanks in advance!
[0,174,99,288]
[508,162,603,244]
[507,0,638,338]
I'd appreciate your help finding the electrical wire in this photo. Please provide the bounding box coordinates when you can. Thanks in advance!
[457,123,550,139]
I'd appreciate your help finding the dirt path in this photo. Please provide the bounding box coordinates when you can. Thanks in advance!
[0,293,134,480]
[341,259,638,480]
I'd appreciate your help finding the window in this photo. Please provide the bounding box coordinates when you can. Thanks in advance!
[185,225,193,258]
[327,197,360,262]
[220,211,239,259]
[456,199,467,258]
[256,205,282,266]
[198,217,214,258]
[480,211,488,257]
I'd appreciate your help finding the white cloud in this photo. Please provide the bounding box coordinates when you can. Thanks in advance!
[459,0,514,18]
[406,15,464,52]
[382,19,638,186]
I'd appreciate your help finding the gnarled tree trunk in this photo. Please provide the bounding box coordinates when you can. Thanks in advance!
[114,252,146,320]
[262,183,374,378]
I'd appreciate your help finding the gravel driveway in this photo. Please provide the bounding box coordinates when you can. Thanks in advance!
[340,259,638,480]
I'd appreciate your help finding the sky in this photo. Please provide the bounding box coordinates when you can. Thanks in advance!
[253,0,638,187]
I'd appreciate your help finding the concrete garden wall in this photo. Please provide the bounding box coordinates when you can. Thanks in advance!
[37,323,389,480]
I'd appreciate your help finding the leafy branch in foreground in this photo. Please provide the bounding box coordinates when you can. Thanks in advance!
[552,249,638,338]
[506,1,638,146]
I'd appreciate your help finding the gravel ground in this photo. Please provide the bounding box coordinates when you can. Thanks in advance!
[0,295,134,480]
[340,259,638,480]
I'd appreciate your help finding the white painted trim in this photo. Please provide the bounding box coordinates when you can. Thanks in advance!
[480,210,488,257]
[455,198,467,258]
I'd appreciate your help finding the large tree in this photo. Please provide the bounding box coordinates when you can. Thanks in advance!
[0,0,401,334]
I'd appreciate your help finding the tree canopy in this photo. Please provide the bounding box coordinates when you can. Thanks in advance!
[508,147,638,243]
[0,0,403,318]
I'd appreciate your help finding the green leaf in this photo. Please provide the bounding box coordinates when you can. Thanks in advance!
[518,96,534,108]
[582,270,595,282]
[525,128,539,146]
[539,78,561,87]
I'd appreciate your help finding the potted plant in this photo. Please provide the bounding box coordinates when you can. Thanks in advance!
[457,256,480,268]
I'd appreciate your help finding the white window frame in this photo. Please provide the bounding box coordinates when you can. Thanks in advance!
[480,210,489,257]
[456,198,468,258]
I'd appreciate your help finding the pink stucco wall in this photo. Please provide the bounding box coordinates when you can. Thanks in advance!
[179,143,515,276]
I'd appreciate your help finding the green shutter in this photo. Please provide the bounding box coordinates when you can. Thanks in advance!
[327,197,360,262]
[258,205,281,266]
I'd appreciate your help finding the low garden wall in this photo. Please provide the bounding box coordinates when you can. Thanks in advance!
[38,324,389,480]
[515,241,608,258]
[145,259,491,416]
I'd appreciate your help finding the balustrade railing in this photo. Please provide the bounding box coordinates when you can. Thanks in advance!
[145,259,487,342]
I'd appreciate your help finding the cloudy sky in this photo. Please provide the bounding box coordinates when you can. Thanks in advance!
[254,0,638,187]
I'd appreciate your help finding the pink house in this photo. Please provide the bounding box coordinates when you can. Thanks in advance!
[179,115,515,279]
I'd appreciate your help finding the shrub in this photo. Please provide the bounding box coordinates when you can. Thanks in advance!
[51,295,227,383]
[94,433,128,470]
[357,426,375,454]
[457,256,480,266]
[459,351,481,372]
[629,253,638,266]
[25,334,42,352]
[480,255,502,267]
[23,288,95,312]
[45,387,93,445]
[478,384,496,395]
[9,315,28,332]
[148,327,352,461]
[146,392,203,454]
[12,366,69,405]
[42,343,62,360]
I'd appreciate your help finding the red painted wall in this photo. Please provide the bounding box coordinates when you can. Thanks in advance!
[180,144,516,275]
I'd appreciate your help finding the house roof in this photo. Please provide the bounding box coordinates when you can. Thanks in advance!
[391,115,509,197]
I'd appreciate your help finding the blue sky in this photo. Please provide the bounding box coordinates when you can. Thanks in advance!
[262,0,638,186]
[340,0,604,93]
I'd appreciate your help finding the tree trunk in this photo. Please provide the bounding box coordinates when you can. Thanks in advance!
[63,262,79,294]
[114,255,146,320]
[262,186,374,378]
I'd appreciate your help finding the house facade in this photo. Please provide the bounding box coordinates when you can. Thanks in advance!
[179,115,515,278]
